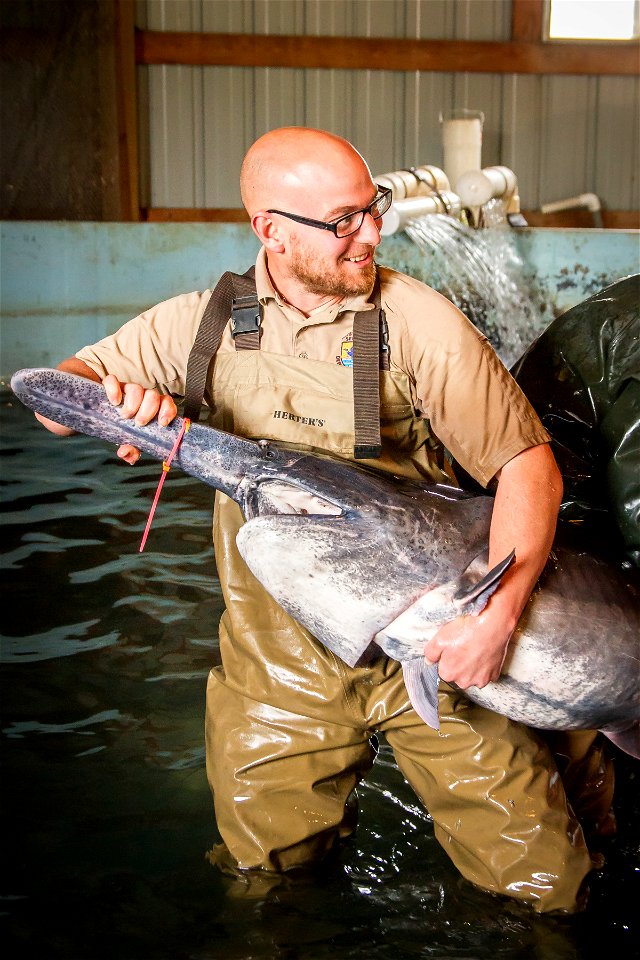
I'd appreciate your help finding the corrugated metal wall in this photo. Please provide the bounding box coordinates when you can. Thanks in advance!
[136,0,640,211]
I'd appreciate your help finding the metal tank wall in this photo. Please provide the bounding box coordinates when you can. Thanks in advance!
[1,220,638,381]
[135,0,640,213]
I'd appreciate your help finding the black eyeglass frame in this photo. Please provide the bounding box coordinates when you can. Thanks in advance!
[267,184,393,238]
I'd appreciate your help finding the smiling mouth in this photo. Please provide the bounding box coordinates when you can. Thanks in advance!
[344,251,372,264]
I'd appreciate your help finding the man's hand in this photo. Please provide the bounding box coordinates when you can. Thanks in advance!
[424,594,517,690]
[35,358,177,464]
[101,374,177,464]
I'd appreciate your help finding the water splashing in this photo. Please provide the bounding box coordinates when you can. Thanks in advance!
[405,208,541,366]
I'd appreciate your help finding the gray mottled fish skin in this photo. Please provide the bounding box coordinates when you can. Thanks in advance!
[12,368,640,757]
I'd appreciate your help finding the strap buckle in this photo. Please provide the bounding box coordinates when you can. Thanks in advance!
[231,296,261,337]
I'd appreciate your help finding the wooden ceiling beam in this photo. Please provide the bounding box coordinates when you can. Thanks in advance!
[135,29,639,77]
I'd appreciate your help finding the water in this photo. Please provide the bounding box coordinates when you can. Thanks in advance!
[405,209,540,367]
[1,397,639,960]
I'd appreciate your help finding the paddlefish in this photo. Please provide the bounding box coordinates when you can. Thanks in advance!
[11,367,640,758]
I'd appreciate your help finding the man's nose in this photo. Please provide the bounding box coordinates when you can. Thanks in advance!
[357,211,382,245]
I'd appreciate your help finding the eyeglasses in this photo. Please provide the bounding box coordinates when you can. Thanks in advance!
[267,184,393,238]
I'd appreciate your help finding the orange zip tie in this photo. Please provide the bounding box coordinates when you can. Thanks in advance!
[139,418,191,552]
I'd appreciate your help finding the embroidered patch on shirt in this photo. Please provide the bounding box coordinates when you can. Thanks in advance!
[337,334,353,368]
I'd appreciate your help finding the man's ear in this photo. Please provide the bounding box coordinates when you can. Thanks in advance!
[251,212,285,253]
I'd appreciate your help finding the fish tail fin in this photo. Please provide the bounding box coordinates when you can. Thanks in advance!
[402,658,440,731]
[601,720,640,759]
[455,549,516,615]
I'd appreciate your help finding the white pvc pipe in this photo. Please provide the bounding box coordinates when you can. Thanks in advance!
[376,166,450,200]
[540,192,603,228]
[441,117,483,192]
[380,192,462,236]
[540,192,602,214]
[455,166,521,216]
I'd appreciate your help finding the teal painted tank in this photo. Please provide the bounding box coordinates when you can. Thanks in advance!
[1,220,638,378]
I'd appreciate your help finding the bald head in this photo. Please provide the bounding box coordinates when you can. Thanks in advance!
[240,128,382,310]
[240,127,374,218]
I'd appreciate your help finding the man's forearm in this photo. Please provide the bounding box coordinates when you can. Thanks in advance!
[488,442,563,634]
[423,441,563,688]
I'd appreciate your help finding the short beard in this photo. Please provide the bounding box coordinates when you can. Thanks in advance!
[289,241,376,298]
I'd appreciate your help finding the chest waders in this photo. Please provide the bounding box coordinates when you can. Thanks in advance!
[192,268,594,912]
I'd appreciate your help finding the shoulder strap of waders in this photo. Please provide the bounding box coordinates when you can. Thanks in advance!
[352,273,388,460]
[183,265,259,421]
[183,266,388,460]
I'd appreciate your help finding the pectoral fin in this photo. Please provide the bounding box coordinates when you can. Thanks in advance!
[402,658,441,731]
[454,549,516,615]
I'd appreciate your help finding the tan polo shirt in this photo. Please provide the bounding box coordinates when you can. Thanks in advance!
[76,248,549,487]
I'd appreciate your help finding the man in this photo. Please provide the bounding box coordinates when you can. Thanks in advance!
[37,127,595,912]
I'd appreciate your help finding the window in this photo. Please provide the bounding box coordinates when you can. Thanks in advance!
[547,0,639,41]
